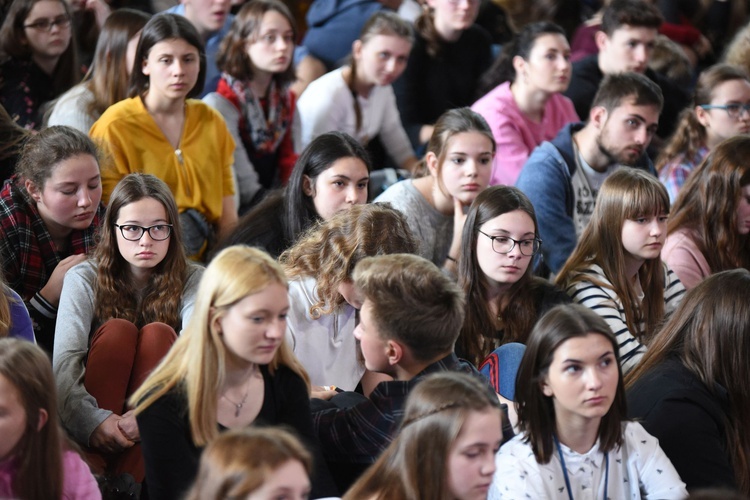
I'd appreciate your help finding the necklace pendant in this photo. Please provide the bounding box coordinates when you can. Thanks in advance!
[235,403,242,418]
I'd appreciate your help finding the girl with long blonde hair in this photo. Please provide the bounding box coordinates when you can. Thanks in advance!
[556,168,685,374]
[131,246,333,499]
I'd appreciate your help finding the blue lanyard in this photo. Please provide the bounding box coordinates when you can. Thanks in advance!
[553,436,609,500]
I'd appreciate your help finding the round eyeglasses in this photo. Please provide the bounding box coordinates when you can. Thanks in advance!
[478,230,541,256]
[115,224,173,241]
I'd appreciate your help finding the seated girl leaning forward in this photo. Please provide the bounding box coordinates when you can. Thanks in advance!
[489,303,688,499]
[131,246,335,500]
[53,173,203,482]
[0,125,104,353]
[375,107,494,273]
[184,427,312,500]
[280,203,417,394]
[556,168,686,374]
[90,13,237,260]
[214,131,371,259]
[0,338,100,499]
[344,371,504,500]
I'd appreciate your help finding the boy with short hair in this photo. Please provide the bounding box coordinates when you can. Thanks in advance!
[312,253,481,466]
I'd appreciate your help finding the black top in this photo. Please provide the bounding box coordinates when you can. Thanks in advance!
[137,364,336,499]
[0,58,56,130]
[563,54,689,139]
[393,25,493,149]
[627,357,736,492]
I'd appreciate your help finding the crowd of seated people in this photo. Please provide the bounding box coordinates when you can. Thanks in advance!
[2,0,750,498]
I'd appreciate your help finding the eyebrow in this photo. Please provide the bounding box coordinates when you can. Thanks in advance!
[121,218,170,224]
[54,175,101,186]
[330,174,370,181]
[487,228,536,237]
[562,350,614,364]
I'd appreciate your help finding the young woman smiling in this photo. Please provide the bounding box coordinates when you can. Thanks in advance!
[298,11,418,173]
[473,22,578,186]
[0,126,103,353]
[53,173,203,481]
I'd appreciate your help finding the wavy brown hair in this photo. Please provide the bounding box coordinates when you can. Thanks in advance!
[667,136,750,273]
[656,64,750,173]
[458,185,542,366]
[625,270,750,494]
[94,173,188,328]
[344,372,502,500]
[516,304,627,463]
[280,203,417,319]
[556,168,669,344]
[216,0,296,85]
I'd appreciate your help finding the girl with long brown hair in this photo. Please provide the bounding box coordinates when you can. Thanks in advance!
[0,338,100,500]
[556,168,685,374]
[53,173,202,482]
[656,63,750,202]
[48,8,150,133]
[626,269,750,495]
[662,135,750,289]
[344,372,503,500]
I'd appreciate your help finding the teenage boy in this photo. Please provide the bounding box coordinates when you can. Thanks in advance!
[312,253,481,466]
[564,0,688,138]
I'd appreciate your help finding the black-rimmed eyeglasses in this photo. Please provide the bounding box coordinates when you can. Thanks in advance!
[478,230,541,256]
[115,224,173,241]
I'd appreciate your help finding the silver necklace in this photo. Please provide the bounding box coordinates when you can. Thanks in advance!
[221,368,256,417]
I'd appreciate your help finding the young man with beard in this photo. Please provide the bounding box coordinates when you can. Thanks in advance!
[516,72,662,276]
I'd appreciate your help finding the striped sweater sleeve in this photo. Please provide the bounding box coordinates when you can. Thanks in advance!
[566,267,646,375]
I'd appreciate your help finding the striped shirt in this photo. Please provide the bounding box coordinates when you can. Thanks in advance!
[565,263,685,374]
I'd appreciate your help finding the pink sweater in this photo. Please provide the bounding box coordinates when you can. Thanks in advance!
[0,450,101,499]
[662,228,711,290]
[471,81,579,186]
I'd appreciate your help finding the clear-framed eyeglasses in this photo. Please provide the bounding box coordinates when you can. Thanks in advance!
[478,230,541,256]
[114,224,173,241]
[24,15,71,32]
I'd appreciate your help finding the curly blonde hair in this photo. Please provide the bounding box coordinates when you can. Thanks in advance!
[280,203,417,319]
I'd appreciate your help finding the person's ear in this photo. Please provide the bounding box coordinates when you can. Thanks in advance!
[425,152,439,178]
[386,340,403,366]
[142,56,150,76]
[352,39,363,61]
[695,105,710,128]
[25,179,42,203]
[594,30,609,52]
[302,175,315,197]
[210,307,222,335]
[512,55,526,80]
[590,105,608,130]
[541,377,553,398]
[36,408,49,431]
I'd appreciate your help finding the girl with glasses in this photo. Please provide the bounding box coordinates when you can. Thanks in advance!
[0,0,79,129]
[556,168,685,375]
[90,13,237,261]
[458,186,569,401]
[662,135,750,289]
[53,173,203,484]
[490,303,687,499]
[657,63,750,203]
